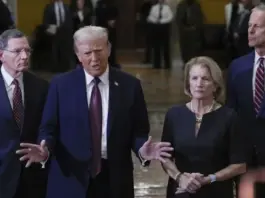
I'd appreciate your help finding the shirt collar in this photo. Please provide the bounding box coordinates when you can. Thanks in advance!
[254,51,265,65]
[84,66,109,86]
[1,65,23,86]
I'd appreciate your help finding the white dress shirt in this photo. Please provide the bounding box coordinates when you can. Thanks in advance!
[147,3,173,24]
[84,67,109,159]
[1,66,24,108]
[224,2,244,31]
[91,0,98,9]
[238,8,250,28]
[77,10,84,22]
[253,51,265,95]
[54,1,65,26]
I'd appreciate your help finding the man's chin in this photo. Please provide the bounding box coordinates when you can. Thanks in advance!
[248,41,255,48]
[18,65,29,72]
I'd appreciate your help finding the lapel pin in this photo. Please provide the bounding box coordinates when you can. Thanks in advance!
[114,81,119,86]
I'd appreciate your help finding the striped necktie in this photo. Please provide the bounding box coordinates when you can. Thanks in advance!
[254,57,265,114]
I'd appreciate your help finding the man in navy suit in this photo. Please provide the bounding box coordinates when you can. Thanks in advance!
[0,29,49,198]
[226,3,265,198]
[17,26,172,198]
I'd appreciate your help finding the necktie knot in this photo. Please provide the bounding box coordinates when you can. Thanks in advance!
[259,57,264,65]
[12,79,19,86]
[93,77,101,85]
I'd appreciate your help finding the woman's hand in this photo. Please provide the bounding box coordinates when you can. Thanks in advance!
[178,172,203,193]
[191,173,211,185]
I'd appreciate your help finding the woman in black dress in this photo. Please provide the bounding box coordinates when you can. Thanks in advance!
[161,56,246,198]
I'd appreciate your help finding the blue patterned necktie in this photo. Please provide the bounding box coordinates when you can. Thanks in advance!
[89,77,102,177]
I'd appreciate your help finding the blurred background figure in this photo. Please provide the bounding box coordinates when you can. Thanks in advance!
[42,0,74,72]
[0,0,13,35]
[230,0,254,58]
[72,0,93,32]
[176,0,204,67]
[140,0,156,64]
[147,0,173,69]
[95,0,119,68]
[71,0,93,65]
[224,0,244,63]
[0,0,14,65]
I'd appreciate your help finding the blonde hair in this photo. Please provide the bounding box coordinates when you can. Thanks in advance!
[73,26,108,51]
[183,56,224,99]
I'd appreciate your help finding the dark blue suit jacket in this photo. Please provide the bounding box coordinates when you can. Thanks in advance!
[0,70,49,198]
[226,51,265,165]
[38,67,150,198]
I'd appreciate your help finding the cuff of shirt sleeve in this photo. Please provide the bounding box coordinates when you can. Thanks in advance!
[40,151,50,169]
[138,151,150,167]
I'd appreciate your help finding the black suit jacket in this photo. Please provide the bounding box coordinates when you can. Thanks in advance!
[95,0,118,28]
[0,2,13,34]
[0,69,49,198]
[72,7,92,32]
[42,2,74,71]
[233,10,253,56]
[43,2,72,30]
[226,52,265,166]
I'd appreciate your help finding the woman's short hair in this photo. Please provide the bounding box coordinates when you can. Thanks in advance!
[183,56,224,99]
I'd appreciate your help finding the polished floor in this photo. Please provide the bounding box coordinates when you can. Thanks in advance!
[35,47,227,198]
[122,58,187,198]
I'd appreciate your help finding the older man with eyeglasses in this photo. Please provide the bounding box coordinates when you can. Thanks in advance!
[0,29,49,198]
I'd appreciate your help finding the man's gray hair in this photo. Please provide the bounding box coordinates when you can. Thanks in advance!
[73,26,109,52]
[0,29,25,50]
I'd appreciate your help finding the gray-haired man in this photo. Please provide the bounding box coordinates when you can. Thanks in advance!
[0,29,49,198]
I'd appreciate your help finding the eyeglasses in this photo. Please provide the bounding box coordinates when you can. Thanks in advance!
[3,48,32,55]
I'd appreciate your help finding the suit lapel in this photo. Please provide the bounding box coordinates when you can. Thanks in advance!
[244,52,256,115]
[107,68,120,137]
[75,68,91,140]
[21,72,34,135]
[0,72,14,122]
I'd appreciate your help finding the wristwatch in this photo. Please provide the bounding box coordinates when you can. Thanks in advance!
[209,174,217,183]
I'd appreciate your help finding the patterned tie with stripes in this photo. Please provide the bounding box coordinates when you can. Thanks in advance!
[254,57,265,114]
[12,79,24,130]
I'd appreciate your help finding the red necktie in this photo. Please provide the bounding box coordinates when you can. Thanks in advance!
[89,77,102,177]
[12,79,24,129]
[254,57,265,114]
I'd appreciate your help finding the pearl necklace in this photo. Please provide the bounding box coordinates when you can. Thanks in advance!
[190,101,215,123]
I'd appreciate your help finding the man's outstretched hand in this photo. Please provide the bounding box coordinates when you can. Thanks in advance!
[139,136,173,163]
[16,140,49,168]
